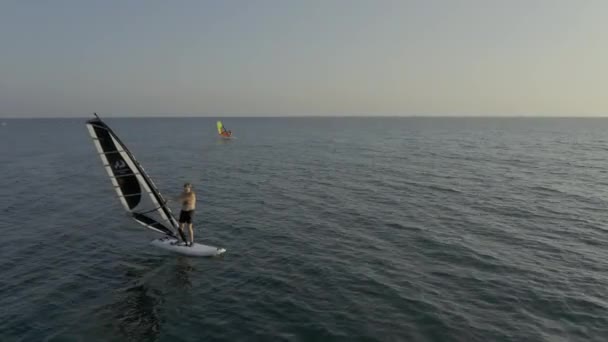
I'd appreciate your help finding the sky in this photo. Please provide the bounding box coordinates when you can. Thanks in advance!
[1,0,607,117]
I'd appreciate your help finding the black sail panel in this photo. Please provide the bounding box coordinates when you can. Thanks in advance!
[92,124,142,209]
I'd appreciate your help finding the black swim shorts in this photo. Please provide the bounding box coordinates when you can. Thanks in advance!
[179,210,194,224]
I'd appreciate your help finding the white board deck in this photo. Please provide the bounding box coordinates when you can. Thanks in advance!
[150,237,226,257]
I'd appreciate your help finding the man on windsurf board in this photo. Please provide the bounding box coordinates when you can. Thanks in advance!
[217,120,232,137]
[176,182,197,246]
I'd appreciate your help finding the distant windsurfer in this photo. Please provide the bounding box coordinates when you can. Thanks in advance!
[177,182,196,246]
[217,121,232,137]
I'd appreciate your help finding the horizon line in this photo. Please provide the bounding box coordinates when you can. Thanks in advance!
[2,114,608,119]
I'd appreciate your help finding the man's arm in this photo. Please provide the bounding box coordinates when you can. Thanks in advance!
[168,193,184,203]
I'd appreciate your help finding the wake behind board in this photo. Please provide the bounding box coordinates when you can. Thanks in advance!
[151,237,226,257]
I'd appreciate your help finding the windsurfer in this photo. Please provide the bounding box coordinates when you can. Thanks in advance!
[178,182,196,246]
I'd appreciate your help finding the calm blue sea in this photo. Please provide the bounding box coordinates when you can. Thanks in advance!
[0,117,607,341]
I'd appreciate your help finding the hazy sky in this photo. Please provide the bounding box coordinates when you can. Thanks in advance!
[1,0,607,117]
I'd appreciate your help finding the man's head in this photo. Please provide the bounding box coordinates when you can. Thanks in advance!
[184,182,192,192]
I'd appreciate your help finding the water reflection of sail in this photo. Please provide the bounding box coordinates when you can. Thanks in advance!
[118,283,163,340]
[108,260,167,341]
[92,257,195,341]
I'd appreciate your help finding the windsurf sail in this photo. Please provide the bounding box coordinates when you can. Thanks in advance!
[86,114,186,241]
[217,121,232,137]
[217,120,225,135]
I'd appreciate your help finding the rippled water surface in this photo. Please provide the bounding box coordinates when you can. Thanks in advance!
[1,117,607,341]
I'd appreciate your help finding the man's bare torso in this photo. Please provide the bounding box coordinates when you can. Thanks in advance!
[180,191,196,211]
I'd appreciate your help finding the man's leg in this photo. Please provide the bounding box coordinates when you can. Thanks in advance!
[188,223,194,246]
[178,223,188,243]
